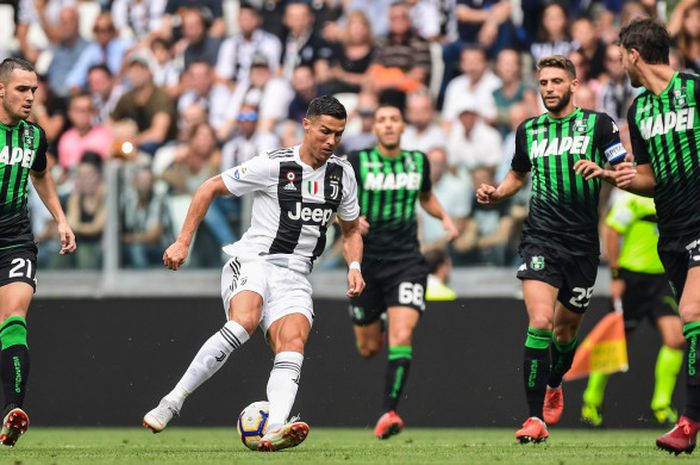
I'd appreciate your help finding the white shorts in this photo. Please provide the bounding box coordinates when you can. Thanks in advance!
[220,256,314,334]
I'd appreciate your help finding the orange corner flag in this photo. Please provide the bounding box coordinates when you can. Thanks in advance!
[564,312,628,382]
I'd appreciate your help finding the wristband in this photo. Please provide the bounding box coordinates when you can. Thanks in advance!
[610,267,620,279]
[349,261,361,271]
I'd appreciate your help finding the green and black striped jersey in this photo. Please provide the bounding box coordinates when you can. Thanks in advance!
[628,72,700,238]
[347,147,431,259]
[512,107,626,255]
[0,119,48,249]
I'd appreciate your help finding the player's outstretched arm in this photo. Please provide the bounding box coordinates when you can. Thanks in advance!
[30,169,76,255]
[419,191,458,241]
[338,217,365,298]
[164,175,231,271]
[476,170,527,205]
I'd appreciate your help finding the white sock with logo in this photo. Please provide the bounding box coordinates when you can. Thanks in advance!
[164,321,250,410]
[266,351,304,430]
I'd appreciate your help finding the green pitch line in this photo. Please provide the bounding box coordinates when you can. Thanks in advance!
[1,428,694,465]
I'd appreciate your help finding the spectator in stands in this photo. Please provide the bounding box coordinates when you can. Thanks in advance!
[347,0,392,39]
[441,45,501,133]
[418,147,469,252]
[318,10,375,95]
[66,12,133,93]
[46,6,88,98]
[219,52,293,138]
[177,61,231,131]
[454,166,513,266]
[491,48,538,137]
[402,90,446,153]
[16,0,77,64]
[568,49,601,94]
[403,0,442,42]
[446,96,502,185]
[424,248,457,301]
[161,0,225,40]
[161,122,236,256]
[216,1,282,85]
[598,43,634,123]
[221,103,279,170]
[571,17,606,80]
[287,64,319,123]
[669,0,700,74]
[29,73,67,148]
[121,166,171,269]
[88,64,125,124]
[177,7,222,69]
[66,152,106,270]
[368,1,432,102]
[339,91,377,153]
[112,0,168,44]
[260,0,287,41]
[439,0,513,105]
[530,3,575,67]
[574,83,597,111]
[151,37,182,96]
[280,0,333,80]
[110,51,177,155]
[454,0,514,51]
[58,92,113,171]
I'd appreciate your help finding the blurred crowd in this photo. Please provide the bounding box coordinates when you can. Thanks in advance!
[4,0,697,271]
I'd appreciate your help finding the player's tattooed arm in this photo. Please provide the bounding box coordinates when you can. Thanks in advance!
[164,175,231,270]
[476,170,527,205]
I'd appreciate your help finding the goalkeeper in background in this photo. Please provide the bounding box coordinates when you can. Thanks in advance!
[581,191,684,426]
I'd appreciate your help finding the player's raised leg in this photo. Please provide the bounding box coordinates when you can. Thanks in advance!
[143,290,259,433]
[373,306,419,439]
[651,316,684,425]
[544,303,583,426]
[257,313,311,452]
[0,283,32,447]
[658,268,700,454]
[516,279,557,444]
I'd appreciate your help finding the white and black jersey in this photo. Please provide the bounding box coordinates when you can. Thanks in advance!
[221,145,359,274]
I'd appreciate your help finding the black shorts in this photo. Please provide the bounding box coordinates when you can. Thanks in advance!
[0,244,38,291]
[349,254,428,326]
[619,269,678,331]
[657,232,700,299]
[517,242,599,313]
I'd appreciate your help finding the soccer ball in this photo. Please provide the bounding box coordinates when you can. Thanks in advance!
[237,401,270,450]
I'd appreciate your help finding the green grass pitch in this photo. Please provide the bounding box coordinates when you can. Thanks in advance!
[2,428,695,465]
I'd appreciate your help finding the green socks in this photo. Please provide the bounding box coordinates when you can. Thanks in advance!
[0,316,30,411]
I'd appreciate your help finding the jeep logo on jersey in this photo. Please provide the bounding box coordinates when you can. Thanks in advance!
[287,202,334,225]
[639,108,695,140]
[529,136,591,159]
[363,172,421,191]
[0,146,34,168]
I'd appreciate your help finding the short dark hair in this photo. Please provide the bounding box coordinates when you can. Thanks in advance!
[619,18,670,65]
[88,63,112,77]
[0,57,35,84]
[80,151,103,171]
[306,95,347,120]
[373,102,404,121]
[424,249,450,275]
[537,55,577,79]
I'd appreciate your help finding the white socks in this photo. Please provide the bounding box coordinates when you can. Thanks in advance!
[164,321,250,410]
[266,351,304,429]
